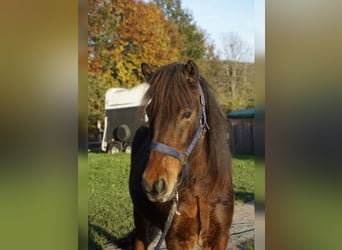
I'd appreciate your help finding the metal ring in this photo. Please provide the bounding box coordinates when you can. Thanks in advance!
[179,153,188,164]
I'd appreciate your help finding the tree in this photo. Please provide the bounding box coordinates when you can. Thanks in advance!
[88,0,119,86]
[88,75,107,132]
[221,33,254,111]
[153,0,208,61]
[113,0,180,87]
[87,0,222,132]
[88,0,182,131]
[88,0,118,131]
[88,0,181,88]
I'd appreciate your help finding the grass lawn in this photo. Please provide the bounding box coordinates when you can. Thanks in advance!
[88,152,254,249]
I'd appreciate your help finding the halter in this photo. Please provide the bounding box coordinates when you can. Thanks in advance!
[150,83,210,186]
[151,83,210,250]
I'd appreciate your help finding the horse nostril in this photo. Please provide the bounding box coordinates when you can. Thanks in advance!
[153,178,167,194]
[141,178,152,193]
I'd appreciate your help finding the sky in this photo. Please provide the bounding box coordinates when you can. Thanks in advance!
[181,0,263,61]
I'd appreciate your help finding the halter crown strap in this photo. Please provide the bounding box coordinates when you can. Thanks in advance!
[198,84,210,131]
[150,83,209,185]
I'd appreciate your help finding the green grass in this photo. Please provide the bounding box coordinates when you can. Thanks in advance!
[88,152,254,249]
[232,154,255,203]
[88,153,134,249]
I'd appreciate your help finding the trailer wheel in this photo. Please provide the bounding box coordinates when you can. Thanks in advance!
[124,145,132,154]
[108,142,122,154]
[116,124,131,141]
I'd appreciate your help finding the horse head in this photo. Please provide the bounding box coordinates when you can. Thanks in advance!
[140,60,206,202]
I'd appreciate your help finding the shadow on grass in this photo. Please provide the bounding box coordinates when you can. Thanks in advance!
[235,191,254,203]
[88,149,104,154]
[232,154,255,160]
[88,223,134,250]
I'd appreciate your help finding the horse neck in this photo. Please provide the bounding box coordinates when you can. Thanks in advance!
[186,136,209,180]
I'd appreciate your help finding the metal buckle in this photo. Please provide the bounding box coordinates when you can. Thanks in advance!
[179,153,188,165]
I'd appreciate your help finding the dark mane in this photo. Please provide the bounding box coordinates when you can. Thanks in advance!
[200,76,232,180]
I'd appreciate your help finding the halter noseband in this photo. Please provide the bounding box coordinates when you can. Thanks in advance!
[150,84,210,185]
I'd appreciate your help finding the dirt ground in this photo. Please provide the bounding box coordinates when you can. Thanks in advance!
[104,201,255,250]
[227,201,255,249]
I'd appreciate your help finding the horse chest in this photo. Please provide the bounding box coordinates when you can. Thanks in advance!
[177,196,199,218]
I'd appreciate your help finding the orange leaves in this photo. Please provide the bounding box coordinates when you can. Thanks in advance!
[88,1,212,130]
[89,0,182,88]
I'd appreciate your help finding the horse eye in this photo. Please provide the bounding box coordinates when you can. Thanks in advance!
[182,112,192,120]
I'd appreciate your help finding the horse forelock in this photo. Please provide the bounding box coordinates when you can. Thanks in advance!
[142,63,197,127]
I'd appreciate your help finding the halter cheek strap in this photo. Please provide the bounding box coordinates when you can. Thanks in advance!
[149,84,209,185]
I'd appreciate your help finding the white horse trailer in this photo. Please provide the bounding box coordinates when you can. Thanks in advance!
[101,83,149,154]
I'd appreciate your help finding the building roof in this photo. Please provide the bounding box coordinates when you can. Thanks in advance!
[105,83,149,110]
[227,108,255,118]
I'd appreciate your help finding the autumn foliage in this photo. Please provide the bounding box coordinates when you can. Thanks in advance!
[88,0,208,131]
[88,0,255,132]
[89,0,181,88]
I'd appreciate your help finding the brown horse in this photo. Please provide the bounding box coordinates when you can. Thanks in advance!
[129,60,234,250]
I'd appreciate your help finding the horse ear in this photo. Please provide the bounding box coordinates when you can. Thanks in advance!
[183,60,199,87]
[141,63,155,82]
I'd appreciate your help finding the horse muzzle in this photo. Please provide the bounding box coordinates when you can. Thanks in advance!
[142,152,180,202]
[142,177,175,202]
[141,178,167,202]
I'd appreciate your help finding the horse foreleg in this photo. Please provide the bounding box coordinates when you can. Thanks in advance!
[199,200,233,250]
[165,216,198,250]
[199,217,231,250]
[202,231,230,250]
[133,209,149,250]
